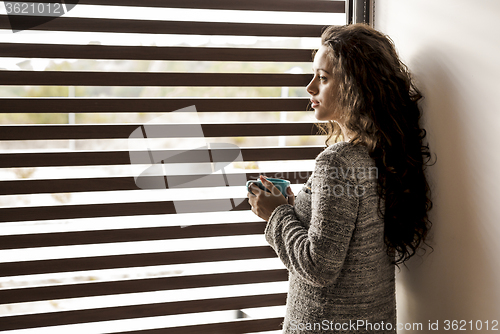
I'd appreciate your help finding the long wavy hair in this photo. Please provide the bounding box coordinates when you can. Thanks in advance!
[315,24,433,265]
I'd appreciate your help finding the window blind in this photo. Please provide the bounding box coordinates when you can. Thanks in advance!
[0,1,346,333]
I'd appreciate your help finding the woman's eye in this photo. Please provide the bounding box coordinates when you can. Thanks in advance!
[319,76,327,82]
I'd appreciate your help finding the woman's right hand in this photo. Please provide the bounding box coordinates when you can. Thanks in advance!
[286,187,295,206]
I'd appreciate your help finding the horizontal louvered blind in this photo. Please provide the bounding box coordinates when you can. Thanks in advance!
[0,1,345,333]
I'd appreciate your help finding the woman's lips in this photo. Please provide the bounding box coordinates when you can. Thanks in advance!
[310,99,319,108]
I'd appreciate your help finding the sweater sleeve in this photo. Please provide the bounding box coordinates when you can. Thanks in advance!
[264,152,359,287]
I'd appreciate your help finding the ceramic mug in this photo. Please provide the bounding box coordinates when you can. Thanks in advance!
[246,177,290,198]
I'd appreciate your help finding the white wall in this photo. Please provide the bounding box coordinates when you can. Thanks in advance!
[374,1,500,332]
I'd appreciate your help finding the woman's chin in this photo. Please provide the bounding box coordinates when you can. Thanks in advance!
[314,108,336,122]
[314,111,327,121]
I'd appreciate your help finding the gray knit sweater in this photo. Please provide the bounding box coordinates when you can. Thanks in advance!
[265,141,396,333]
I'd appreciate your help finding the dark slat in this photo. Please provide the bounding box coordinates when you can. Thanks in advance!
[17,0,344,13]
[0,43,314,62]
[0,245,277,278]
[0,15,325,37]
[0,293,287,331]
[0,71,312,87]
[0,269,287,304]
[0,146,323,168]
[0,198,254,223]
[124,317,284,334]
[0,222,268,249]
[0,122,319,140]
[0,97,310,113]
[1,171,312,196]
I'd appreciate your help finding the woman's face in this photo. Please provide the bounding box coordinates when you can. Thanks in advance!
[306,45,339,121]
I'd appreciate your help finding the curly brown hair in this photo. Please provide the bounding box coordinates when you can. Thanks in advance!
[315,24,433,265]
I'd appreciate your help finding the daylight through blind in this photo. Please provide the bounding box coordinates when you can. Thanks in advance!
[0,1,346,333]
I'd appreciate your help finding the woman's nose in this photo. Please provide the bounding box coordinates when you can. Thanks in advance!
[306,76,317,95]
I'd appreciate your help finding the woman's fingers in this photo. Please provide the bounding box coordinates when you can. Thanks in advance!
[259,175,283,197]
[247,182,258,197]
[287,186,295,206]
[249,176,286,199]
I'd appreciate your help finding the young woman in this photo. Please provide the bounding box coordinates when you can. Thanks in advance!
[247,23,432,333]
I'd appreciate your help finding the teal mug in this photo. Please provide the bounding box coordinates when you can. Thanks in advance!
[246,177,290,198]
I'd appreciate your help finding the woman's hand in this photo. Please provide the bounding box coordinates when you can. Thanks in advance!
[247,175,295,221]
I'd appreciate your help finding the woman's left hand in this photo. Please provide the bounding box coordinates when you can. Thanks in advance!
[247,175,289,222]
